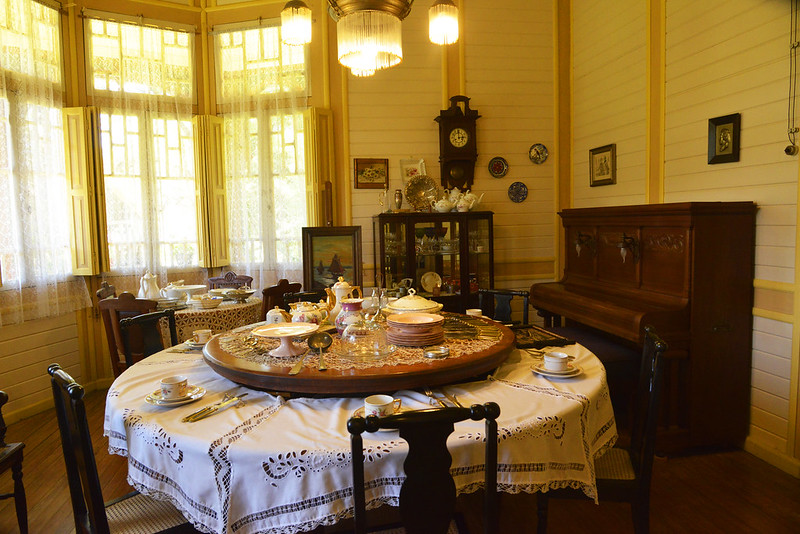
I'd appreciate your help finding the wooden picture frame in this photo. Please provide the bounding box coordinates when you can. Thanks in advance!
[354,158,389,189]
[589,144,616,186]
[302,226,362,290]
[708,113,741,164]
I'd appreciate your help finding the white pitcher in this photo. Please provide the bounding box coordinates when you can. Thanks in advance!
[138,270,160,299]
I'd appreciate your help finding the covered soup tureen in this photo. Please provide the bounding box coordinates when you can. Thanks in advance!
[382,288,443,315]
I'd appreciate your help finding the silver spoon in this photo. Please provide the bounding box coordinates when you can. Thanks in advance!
[308,332,333,371]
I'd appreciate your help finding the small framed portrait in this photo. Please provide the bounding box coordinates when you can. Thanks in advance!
[354,158,389,189]
[302,226,363,290]
[708,113,741,164]
[589,144,616,187]
[399,158,426,185]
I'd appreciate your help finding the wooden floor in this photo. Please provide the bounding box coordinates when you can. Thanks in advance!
[2,389,800,534]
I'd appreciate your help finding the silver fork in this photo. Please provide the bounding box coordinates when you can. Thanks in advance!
[423,386,447,408]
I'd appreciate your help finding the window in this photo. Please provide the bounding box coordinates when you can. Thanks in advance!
[86,17,197,275]
[0,0,90,324]
[214,22,310,286]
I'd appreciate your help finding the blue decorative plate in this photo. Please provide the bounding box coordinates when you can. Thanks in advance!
[488,156,508,178]
[508,181,528,203]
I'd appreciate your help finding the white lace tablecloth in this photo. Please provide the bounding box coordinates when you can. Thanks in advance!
[105,343,617,534]
[173,298,261,342]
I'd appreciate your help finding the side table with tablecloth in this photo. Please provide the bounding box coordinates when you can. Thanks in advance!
[172,298,260,342]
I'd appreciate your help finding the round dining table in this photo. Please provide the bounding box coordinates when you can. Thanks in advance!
[104,323,617,534]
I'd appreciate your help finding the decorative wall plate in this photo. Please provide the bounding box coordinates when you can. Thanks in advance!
[508,181,528,203]
[488,156,508,178]
[529,143,548,164]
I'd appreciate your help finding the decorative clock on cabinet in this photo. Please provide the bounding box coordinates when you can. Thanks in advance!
[435,95,480,191]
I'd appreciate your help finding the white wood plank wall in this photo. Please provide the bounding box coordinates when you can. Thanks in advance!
[571,0,648,207]
[0,313,81,424]
[464,0,555,283]
[663,0,798,456]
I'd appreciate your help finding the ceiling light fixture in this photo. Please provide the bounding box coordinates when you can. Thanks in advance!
[428,0,459,45]
[281,1,459,77]
[281,0,313,46]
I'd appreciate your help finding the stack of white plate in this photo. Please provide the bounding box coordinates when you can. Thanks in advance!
[386,313,445,347]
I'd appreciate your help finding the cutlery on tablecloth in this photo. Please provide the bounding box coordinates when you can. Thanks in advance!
[423,386,447,408]
[442,390,464,408]
[182,393,248,423]
[307,332,332,372]
[288,349,310,375]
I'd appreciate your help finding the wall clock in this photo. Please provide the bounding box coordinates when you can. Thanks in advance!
[435,95,480,191]
[508,181,528,203]
[529,143,548,164]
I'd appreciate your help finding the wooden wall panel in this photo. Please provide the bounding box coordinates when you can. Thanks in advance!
[572,0,648,208]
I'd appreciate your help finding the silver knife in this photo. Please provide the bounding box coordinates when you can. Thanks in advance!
[182,393,248,423]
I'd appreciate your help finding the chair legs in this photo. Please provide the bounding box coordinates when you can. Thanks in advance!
[11,455,28,534]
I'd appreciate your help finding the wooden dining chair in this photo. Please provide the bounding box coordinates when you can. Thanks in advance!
[283,289,328,307]
[260,279,302,320]
[95,280,117,301]
[477,288,530,325]
[48,364,200,534]
[98,292,158,377]
[208,270,253,289]
[0,390,27,534]
[535,325,668,534]
[348,402,501,534]
[119,309,179,368]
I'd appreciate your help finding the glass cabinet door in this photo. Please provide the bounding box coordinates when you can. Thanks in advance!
[413,219,460,297]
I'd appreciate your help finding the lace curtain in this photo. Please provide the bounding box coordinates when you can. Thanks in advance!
[214,21,310,290]
[0,0,90,326]
[85,15,197,287]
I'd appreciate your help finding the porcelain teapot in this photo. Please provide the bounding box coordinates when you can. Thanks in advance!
[432,197,455,213]
[459,190,484,211]
[160,280,186,300]
[266,306,291,324]
[138,270,160,299]
[289,301,329,324]
[328,276,363,324]
[446,188,462,204]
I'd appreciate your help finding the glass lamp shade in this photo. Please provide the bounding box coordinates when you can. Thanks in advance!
[337,10,403,74]
[429,0,459,45]
[281,1,312,46]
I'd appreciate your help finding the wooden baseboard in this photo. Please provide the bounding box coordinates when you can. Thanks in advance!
[745,435,800,478]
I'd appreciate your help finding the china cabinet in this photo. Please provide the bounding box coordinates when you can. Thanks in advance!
[373,211,494,312]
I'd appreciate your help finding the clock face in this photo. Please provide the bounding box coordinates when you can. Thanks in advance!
[449,128,469,148]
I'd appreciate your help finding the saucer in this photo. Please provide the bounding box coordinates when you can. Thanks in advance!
[352,406,407,431]
[531,363,582,378]
[145,385,206,406]
[184,339,206,349]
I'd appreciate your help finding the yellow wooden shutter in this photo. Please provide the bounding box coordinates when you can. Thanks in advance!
[63,106,109,275]
[304,108,335,226]
[193,115,229,268]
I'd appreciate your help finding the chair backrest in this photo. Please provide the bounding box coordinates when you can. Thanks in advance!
[0,390,8,447]
[119,309,178,368]
[208,270,253,289]
[348,402,500,534]
[629,325,668,493]
[98,292,158,377]
[477,288,530,324]
[95,281,116,301]
[260,279,302,319]
[48,364,111,534]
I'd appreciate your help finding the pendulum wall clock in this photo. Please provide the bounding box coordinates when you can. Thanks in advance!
[435,95,480,191]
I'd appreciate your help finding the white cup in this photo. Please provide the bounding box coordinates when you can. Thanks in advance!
[193,329,212,343]
[466,308,483,317]
[544,351,570,372]
[160,375,188,400]
[364,394,402,417]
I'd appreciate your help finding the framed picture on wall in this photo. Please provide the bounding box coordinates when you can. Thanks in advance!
[708,113,741,164]
[589,144,616,186]
[354,158,389,189]
[302,226,363,290]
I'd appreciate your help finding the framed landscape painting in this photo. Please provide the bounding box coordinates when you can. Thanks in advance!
[302,226,363,290]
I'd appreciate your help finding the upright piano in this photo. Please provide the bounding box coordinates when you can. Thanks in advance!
[531,202,756,452]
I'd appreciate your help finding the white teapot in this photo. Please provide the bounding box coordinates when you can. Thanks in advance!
[138,270,160,299]
[432,198,455,213]
[446,188,462,204]
[160,281,186,300]
[289,301,329,324]
[460,190,484,211]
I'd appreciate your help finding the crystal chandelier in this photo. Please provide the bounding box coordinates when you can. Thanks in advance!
[280,1,313,46]
[282,0,460,77]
